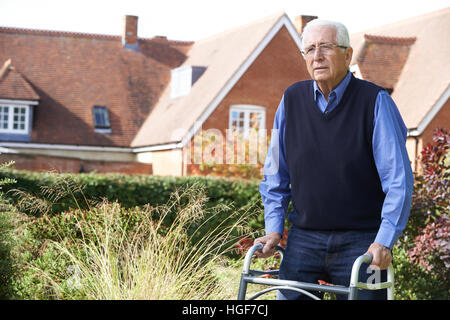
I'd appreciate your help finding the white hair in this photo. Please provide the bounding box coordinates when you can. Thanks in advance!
[300,19,350,49]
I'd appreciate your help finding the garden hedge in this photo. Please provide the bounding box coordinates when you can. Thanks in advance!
[0,168,266,231]
[1,167,448,299]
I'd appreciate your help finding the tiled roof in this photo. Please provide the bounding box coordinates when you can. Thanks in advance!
[0,26,193,147]
[0,26,193,46]
[355,34,416,91]
[0,59,40,100]
[350,7,450,129]
[363,34,417,45]
[132,12,287,147]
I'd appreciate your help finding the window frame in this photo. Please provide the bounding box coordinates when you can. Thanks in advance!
[170,66,192,99]
[0,104,30,134]
[92,106,111,133]
[228,104,266,139]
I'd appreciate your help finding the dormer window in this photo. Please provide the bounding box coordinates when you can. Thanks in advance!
[0,104,31,134]
[0,60,38,141]
[92,106,111,133]
[170,65,206,99]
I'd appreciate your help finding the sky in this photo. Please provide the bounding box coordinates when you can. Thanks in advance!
[0,0,449,41]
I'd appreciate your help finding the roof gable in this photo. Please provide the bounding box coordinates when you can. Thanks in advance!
[350,7,450,130]
[0,27,192,147]
[0,59,40,101]
[132,12,302,149]
[355,34,416,91]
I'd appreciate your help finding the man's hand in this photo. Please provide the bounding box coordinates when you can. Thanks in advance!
[254,232,282,258]
[365,242,392,270]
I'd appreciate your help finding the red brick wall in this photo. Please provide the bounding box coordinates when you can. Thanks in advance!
[0,153,152,175]
[420,98,450,148]
[185,26,310,174]
[203,26,308,135]
[413,98,450,173]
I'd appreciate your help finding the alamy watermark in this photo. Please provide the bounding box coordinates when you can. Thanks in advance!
[176,122,280,175]
[66,265,82,290]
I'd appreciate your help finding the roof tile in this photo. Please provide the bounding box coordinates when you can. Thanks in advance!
[350,7,450,129]
[0,59,40,100]
[0,26,193,146]
[355,34,416,91]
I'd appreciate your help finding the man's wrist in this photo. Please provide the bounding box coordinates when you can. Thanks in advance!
[374,242,393,254]
[267,231,282,240]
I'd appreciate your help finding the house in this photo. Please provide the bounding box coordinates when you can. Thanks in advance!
[0,13,314,175]
[1,8,448,176]
[349,7,450,172]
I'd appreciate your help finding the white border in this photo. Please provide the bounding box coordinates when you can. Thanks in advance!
[0,99,38,106]
[133,142,183,153]
[408,85,450,136]
[0,104,31,134]
[0,142,133,153]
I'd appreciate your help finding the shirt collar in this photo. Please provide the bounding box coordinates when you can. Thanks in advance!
[313,71,352,103]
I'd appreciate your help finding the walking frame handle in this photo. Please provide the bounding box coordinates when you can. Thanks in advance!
[239,243,395,300]
[241,243,284,275]
[349,253,395,299]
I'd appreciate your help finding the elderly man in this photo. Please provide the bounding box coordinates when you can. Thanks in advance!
[255,19,413,300]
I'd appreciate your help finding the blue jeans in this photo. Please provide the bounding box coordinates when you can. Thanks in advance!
[277,225,387,300]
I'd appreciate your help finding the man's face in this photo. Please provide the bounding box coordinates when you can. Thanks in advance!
[302,26,352,88]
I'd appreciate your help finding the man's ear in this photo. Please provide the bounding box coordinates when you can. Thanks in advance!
[345,47,353,67]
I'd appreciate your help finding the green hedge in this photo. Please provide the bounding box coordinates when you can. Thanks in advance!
[0,168,266,231]
[1,168,448,299]
[0,169,267,299]
[0,169,256,205]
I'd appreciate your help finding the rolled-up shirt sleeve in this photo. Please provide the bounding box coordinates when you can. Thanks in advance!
[259,96,291,236]
[372,91,414,249]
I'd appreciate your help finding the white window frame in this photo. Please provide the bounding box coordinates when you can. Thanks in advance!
[0,104,31,134]
[229,104,266,139]
[171,66,192,99]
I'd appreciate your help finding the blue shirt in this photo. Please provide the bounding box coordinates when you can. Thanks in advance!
[259,72,414,249]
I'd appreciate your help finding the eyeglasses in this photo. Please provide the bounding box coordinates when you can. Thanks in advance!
[301,43,348,57]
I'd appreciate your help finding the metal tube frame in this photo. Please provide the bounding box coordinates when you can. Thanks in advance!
[237,243,395,300]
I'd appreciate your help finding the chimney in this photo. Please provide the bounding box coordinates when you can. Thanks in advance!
[0,59,13,80]
[122,15,139,50]
[294,15,318,35]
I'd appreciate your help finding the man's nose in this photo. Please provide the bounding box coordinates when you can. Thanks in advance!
[313,48,324,60]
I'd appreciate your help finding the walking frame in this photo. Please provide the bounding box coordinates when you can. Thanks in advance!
[237,243,395,300]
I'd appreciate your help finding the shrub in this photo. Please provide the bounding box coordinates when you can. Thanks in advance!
[0,169,261,210]
[407,214,450,282]
[396,127,450,299]
[5,183,259,299]
[0,170,266,242]
[0,161,17,299]
[393,245,448,300]
[1,124,449,300]
[409,127,450,233]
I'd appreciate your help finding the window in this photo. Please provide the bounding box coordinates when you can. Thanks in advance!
[171,66,192,99]
[0,105,30,134]
[229,105,266,139]
[170,65,206,99]
[92,106,111,133]
[0,106,9,130]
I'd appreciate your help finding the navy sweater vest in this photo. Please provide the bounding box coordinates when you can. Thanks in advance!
[284,74,386,231]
